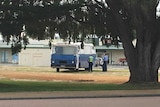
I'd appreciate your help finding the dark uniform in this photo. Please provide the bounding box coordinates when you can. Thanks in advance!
[88,55,93,72]
[102,54,108,72]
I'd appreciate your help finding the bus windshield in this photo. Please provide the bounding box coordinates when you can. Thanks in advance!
[53,46,77,55]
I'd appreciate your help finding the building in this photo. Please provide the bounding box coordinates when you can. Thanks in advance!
[0,40,51,66]
[0,41,13,63]
[86,37,126,65]
[0,37,126,66]
[19,43,51,66]
[95,45,125,64]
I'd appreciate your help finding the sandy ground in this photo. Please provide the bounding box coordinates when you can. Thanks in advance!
[0,65,129,84]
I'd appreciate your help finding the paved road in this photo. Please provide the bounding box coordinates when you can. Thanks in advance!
[0,97,160,107]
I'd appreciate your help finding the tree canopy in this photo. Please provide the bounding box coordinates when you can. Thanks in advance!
[0,0,160,83]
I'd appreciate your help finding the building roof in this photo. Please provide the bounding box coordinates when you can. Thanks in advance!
[0,40,123,50]
[95,45,123,50]
[0,41,11,48]
[0,40,50,49]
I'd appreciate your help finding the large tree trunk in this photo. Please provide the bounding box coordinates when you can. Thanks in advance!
[124,23,159,83]
[126,38,158,83]
[106,0,160,83]
[126,41,159,83]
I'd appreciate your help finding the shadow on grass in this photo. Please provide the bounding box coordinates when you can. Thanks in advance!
[59,69,87,73]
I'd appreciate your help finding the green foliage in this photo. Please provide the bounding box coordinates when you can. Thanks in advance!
[0,0,159,57]
[0,0,112,47]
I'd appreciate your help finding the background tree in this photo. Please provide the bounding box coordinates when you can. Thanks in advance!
[0,0,160,83]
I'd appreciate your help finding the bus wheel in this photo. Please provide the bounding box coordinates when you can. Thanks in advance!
[85,68,89,71]
[56,68,60,72]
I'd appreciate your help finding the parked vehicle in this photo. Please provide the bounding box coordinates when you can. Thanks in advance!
[51,42,96,72]
[95,57,103,67]
[119,58,127,65]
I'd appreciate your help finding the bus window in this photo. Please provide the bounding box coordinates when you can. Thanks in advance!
[52,46,56,54]
[55,46,77,55]
[63,46,76,55]
[55,46,63,54]
[92,46,95,50]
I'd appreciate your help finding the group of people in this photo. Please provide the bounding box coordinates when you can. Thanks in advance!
[88,53,108,72]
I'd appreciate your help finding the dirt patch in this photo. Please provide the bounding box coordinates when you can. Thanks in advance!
[0,66,129,84]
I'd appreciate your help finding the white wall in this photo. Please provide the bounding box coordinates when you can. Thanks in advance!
[110,50,125,64]
[19,48,51,66]
[96,50,125,64]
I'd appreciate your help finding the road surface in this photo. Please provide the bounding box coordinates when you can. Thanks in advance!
[0,97,160,107]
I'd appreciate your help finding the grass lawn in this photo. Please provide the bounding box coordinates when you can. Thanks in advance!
[0,65,160,92]
[0,79,160,92]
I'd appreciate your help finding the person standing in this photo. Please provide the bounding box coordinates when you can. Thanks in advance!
[88,55,93,72]
[102,53,108,72]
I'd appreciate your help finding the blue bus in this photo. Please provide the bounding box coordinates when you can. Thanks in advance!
[51,42,96,72]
